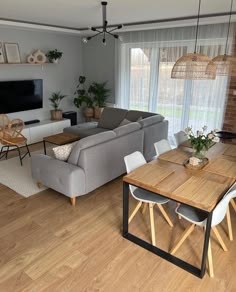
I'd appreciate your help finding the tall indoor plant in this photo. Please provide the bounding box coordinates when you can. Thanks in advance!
[74,76,94,121]
[88,81,111,119]
[49,91,67,120]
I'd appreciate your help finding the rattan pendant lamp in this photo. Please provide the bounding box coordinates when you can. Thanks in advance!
[171,0,216,80]
[207,0,236,76]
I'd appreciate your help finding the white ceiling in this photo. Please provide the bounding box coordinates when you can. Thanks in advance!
[0,0,235,33]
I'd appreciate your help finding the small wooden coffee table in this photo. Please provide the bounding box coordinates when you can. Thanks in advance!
[43,132,80,154]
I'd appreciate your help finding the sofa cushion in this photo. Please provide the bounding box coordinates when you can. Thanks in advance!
[139,115,164,128]
[98,107,128,130]
[125,110,156,122]
[68,131,116,165]
[114,122,141,137]
[64,126,109,138]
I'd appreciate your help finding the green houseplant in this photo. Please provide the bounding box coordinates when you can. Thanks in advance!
[88,81,111,119]
[46,49,63,63]
[74,76,94,121]
[49,91,67,120]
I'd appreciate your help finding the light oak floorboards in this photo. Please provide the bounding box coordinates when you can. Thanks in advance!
[0,143,236,291]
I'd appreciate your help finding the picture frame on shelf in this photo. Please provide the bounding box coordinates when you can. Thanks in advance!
[4,42,21,63]
[0,42,5,63]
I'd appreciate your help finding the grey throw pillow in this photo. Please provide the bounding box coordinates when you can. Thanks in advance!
[119,118,132,126]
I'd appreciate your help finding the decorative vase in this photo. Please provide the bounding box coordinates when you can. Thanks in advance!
[52,58,59,64]
[84,107,94,122]
[51,110,63,120]
[94,107,104,119]
[192,146,207,161]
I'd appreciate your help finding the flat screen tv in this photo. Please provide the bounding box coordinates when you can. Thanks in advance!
[0,79,43,114]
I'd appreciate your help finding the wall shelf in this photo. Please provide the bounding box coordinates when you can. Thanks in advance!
[0,63,54,65]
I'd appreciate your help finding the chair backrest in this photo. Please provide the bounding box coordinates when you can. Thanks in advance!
[212,188,236,227]
[0,114,10,138]
[9,119,25,138]
[174,131,187,147]
[154,139,171,157]
[124,151,146,195]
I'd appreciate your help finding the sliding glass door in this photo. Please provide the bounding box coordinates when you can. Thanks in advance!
[120,40,228,140]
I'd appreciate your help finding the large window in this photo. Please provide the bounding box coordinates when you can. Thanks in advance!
[118,39,229,140]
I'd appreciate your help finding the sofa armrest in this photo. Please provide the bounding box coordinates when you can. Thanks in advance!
[139,115,164,128]
[31,154,86,198]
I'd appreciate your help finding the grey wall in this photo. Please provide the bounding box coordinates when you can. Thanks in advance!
[0,27,84,122]
[82,37,115,104]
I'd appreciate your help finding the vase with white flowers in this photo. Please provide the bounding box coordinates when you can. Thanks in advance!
[185,126,219,160]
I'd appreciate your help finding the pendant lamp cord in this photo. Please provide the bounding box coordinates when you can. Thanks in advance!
[224,0,233,55]
[194,0,201,54]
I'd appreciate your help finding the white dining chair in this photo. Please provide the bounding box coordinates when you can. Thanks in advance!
[154,139,171,157]
[124,151,173,246]
[170,187,236,277]
[174,131,188,147]
[224,182,236,241]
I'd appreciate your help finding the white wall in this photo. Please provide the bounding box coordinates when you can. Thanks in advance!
[82,37,115,104]
[0,27,84,122]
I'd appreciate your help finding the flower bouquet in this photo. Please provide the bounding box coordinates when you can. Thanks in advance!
[185,126,219,166]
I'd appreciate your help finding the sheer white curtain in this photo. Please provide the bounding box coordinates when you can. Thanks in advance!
[115,23,235,141]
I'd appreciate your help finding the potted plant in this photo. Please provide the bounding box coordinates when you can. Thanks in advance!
[88,81,111,119]
[46,49,63,63]
[49,91,67,120]
[74,76,94,121]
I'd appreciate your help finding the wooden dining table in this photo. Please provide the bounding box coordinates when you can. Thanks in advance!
[123,142,236,278]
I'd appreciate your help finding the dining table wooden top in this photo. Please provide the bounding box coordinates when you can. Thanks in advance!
[123,142,236,213]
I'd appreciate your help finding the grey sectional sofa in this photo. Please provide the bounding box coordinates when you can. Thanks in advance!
[31,107,168,205]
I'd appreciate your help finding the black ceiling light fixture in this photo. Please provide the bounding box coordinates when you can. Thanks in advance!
[82,1,122,45]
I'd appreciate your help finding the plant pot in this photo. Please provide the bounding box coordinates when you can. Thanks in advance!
[52,58,59,64]
[83,107,94,122]
[51,110,63,120]
[94,107,104,119]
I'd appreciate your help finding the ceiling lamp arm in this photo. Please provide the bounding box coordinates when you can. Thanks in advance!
[91,27,103,33]
[108,25,123,33]
[194,0,201,54]
[224,0,233,56]
[88,31,103,41]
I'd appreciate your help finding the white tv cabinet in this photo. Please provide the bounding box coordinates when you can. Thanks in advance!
[22,119,71,145]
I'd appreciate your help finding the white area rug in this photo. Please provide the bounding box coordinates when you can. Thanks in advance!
[0,149,52,198]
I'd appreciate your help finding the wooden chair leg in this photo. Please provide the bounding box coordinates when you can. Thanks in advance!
[141,203,147,215]
[208,238,214,278]
[37,182,43,189]
[149,203,156,246]
[230,199,236,213]
[212,226,228,251]
[128,201,142,224]
[157,204,173,227]
[71,197,76,206]
[177,203,181,220]
[226,206,233,241]
[170,224,195,255]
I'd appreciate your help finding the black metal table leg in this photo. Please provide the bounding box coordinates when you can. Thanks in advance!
[123,181,129,236]
[43,140,47,155]
[200,211,213,278]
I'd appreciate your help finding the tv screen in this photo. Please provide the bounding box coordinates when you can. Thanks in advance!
[0,79,43,114]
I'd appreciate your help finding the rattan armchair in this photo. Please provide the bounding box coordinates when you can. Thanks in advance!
[0,114,31,166]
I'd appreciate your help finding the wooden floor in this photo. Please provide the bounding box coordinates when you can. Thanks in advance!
[0,143,236,292]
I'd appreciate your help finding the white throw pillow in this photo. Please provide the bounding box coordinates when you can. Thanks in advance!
[53,143,74,161]
[136,116,143,122]
[119,118,132,126]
